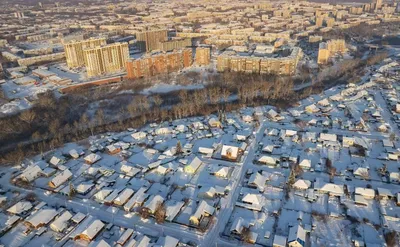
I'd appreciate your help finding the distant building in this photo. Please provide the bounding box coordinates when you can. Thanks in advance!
[217,47,302,76]
[84,42,129,78]
[136,29,168,52]
[195,47,211,66]
[160,38,191,52]
[126,48,192,79]
[318,39,346,64]
[64,38,107,68]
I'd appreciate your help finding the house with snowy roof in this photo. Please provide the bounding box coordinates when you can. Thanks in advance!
[189,200,215,226]
[48,169,73,188]
[287,224,306,247]
[184,157,202,174]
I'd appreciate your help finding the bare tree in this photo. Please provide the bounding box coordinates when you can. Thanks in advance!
[384,231,397,247]
[19,110,36,127]
[240,226,253,243]
[153,95,163,107]
[154,202,166,224]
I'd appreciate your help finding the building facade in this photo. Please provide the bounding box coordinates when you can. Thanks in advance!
[195,47,211,66]
[84,42,129,78]
[64,37,107,68]
[126,48,193,79]
[136,29,168,52]
[318,39,346,64]
[217,47,302,76]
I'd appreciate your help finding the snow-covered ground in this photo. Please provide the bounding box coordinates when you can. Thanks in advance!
[0,55,400,247]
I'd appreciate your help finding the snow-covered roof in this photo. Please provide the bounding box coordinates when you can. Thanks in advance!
[242,193,263,205]
[221,145,239,159]
[143,195,164,213]
[248,172,267,191]
[355,187,375,198]
[50,210,73,232]
[7,201,32,215]
[192,200,214,220]
[320,133,337,142]
[21,164,42,182]
[293,179,311,190]
[49,169,72,188]
[25,208,58,228]
[299,159,311,169]
[84,153,101,164]
[273,235,287,247]
[288,224,306,246]
[95,188,113,201]
[78,219,105,241]
[114,188,134,205]
[155,235,179,247]
[314,178,344,196]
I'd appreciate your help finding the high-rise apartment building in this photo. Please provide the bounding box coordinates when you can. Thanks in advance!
[195,47,211,66]
[84,42,129,78]
[136,30,168,52]
[317,43,330,64]
[375,0,383,10]
[318,39,346,64]
[64,37,107,68]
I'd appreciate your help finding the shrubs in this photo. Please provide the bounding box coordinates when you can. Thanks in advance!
[384,231,397,247]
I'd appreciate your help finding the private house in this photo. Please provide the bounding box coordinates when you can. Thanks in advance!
[389,172,400,184]
[106,144,121,154]
[258,156,279,166]
[210,166,230,178]
[131,131,147,140]
[143,195,164,214]
[84,153,101,165]
[76,182,95,195]
[355,187,375,199]
[94,189,113,202]
[7,201,32,215]
[221,145,240,161]
[117,229,134,246]
[114,188,134,206]
[353,167,369,179]
[124,187,148,212]
[20,164,42,182]
[50,211,73,232]
[237,193,264,211]
[288,224,306,247]
[208,118,222,128]
[48,169,73,188]
[155,127,173,135]
[189,200,215,226]
[305,104,319,113]
[24,208,58,229]
[74,219,105,242]
[273,235,287,247]
[314,178,344,196]
[184,157,202,174]
[49,156,64,166]
[293,179,311,190]
[248,172,267,192]
[298,159,311,170]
